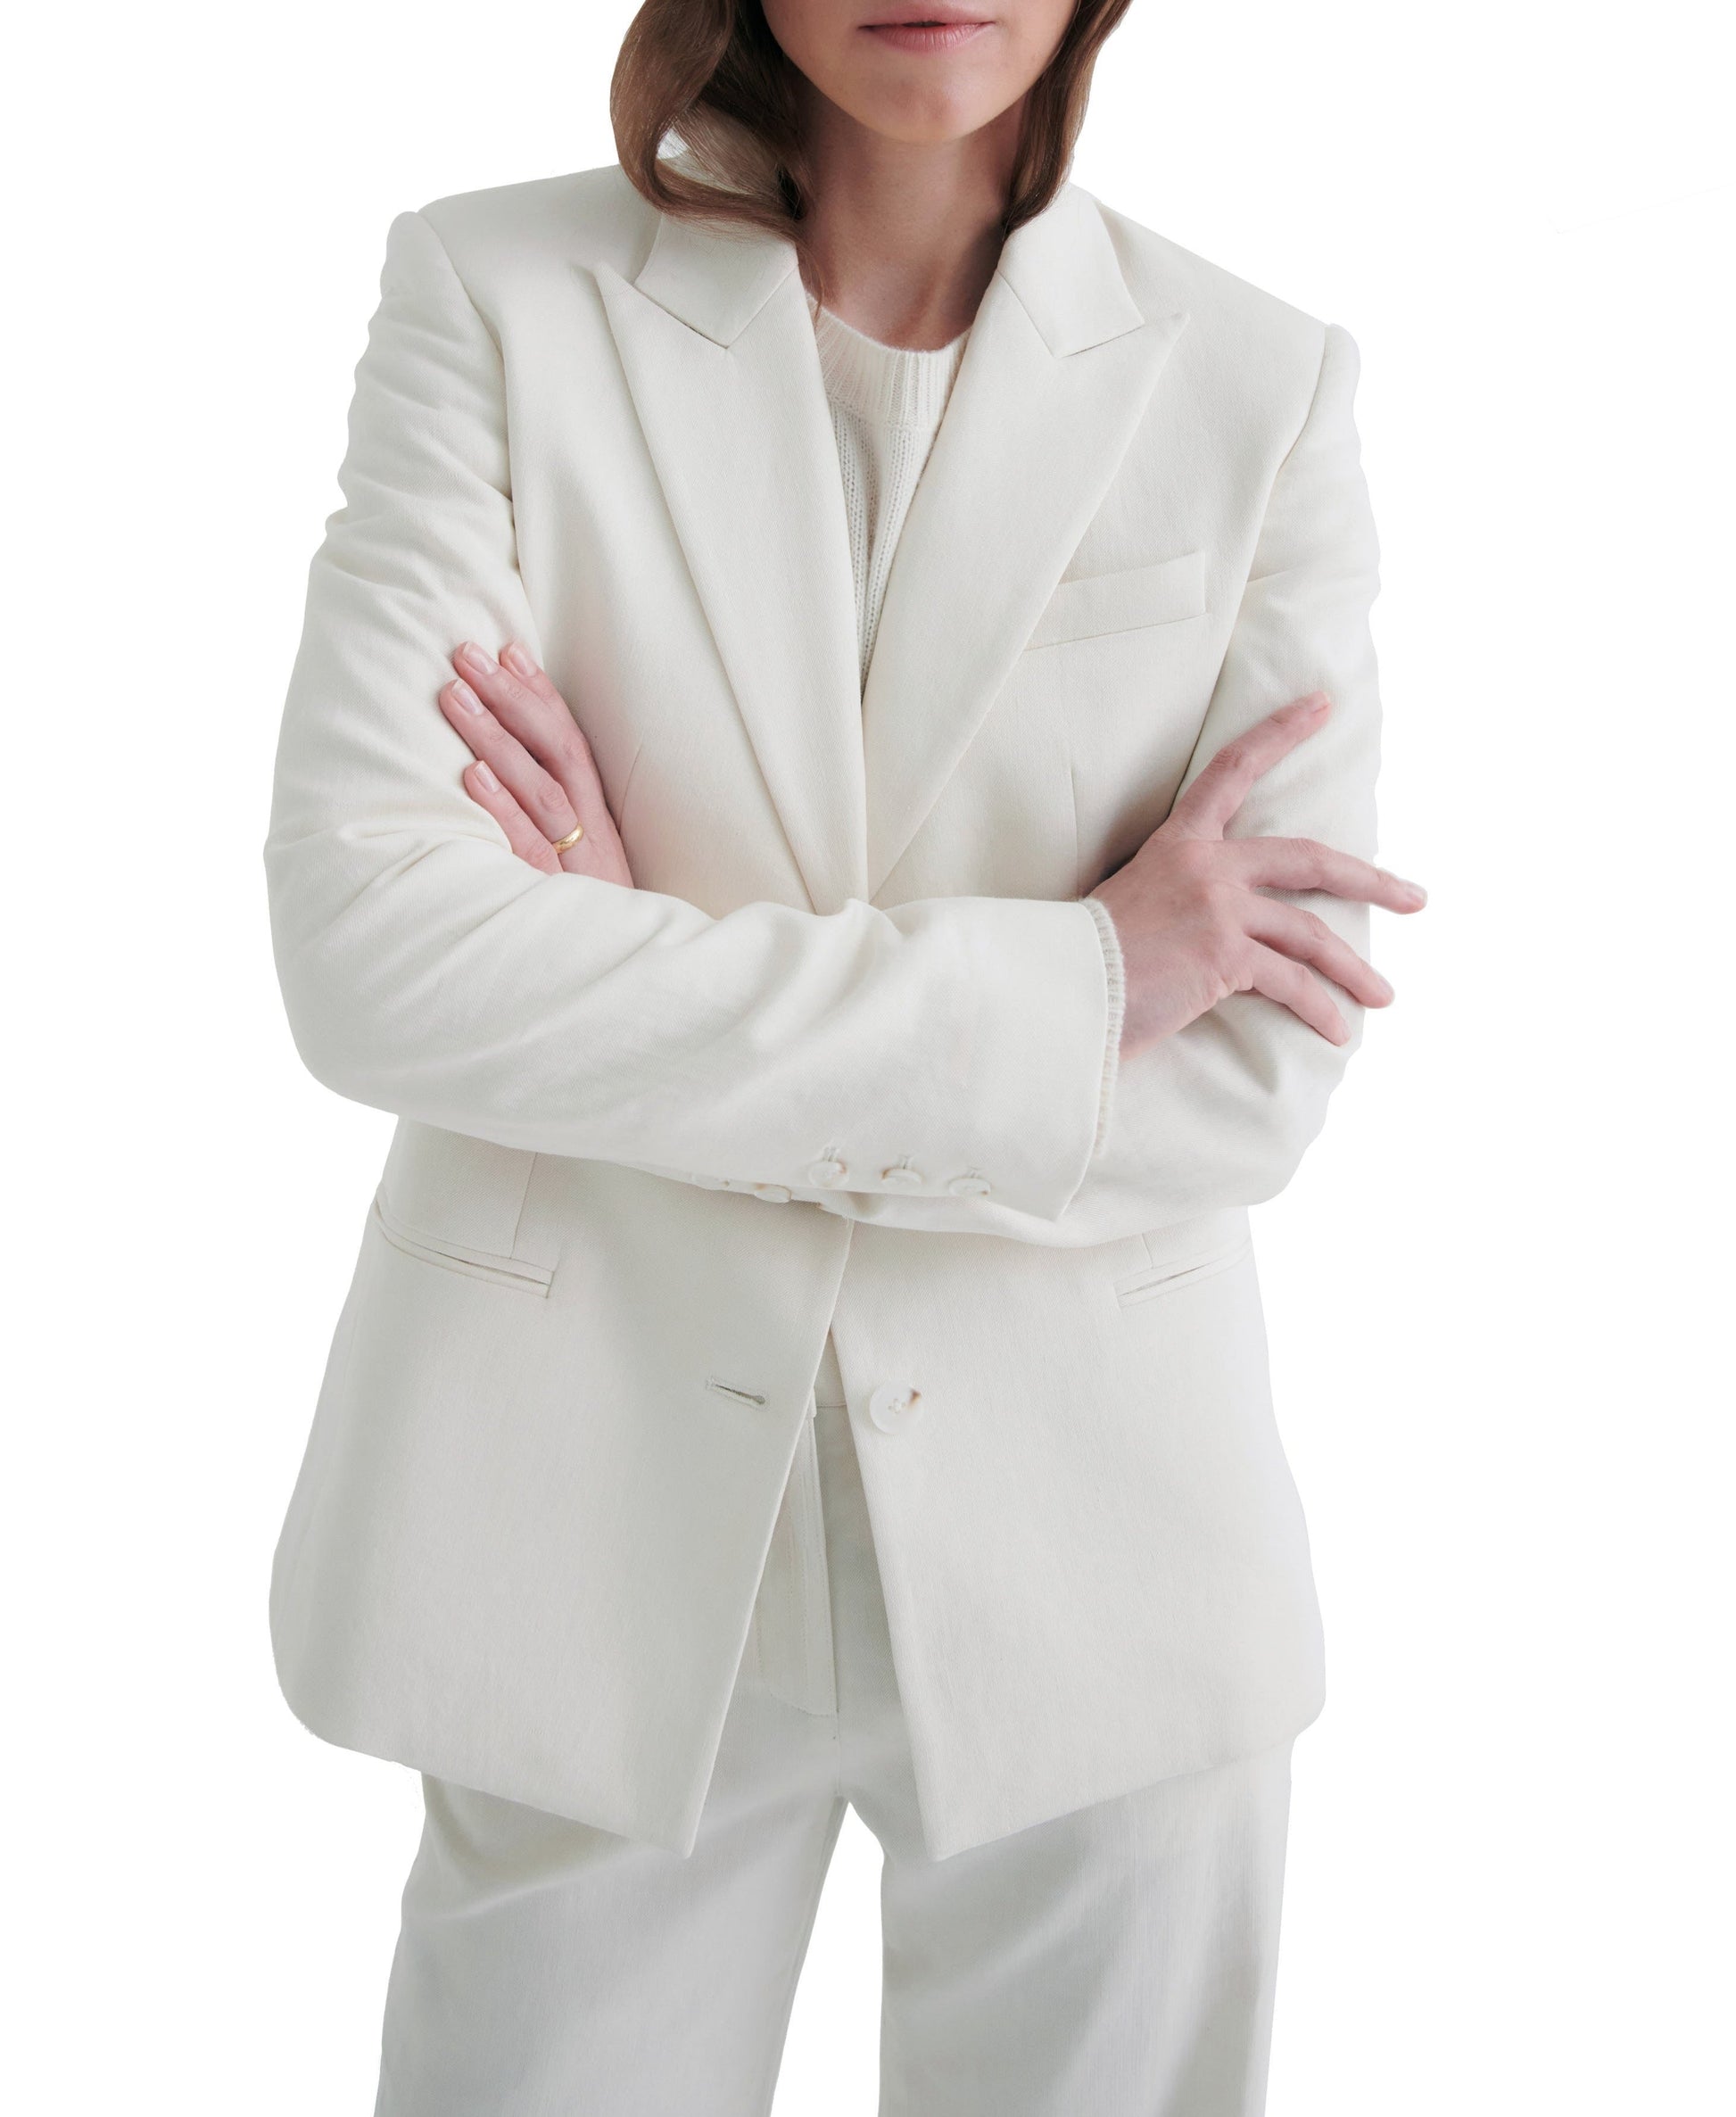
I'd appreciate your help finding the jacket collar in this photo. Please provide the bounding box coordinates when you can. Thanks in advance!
[633,175,1146,358]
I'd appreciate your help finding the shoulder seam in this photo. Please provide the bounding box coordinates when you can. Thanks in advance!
[404,206,504,360]
[1271,318,1335,488]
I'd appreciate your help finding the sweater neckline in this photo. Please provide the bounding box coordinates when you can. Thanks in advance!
[806,293,971,430]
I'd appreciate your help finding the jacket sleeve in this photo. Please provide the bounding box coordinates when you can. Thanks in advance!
[799,320,1385,1247]
[264,209,1118,1222]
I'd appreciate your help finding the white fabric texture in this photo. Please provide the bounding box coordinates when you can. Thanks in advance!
[376,1369,1294,2117]
[806,292,971,685]
[264,165,1383,1857]
[802,293,1130,1145]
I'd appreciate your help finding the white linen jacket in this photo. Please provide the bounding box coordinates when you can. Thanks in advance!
[265,162,1383,1860]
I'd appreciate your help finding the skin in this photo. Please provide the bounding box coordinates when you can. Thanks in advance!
[441,1,1427,1057]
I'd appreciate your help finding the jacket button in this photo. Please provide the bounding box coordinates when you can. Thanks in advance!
[806,1158,847,1187]
[947,1172,992,1197]
[867,1383,923,1434]
[880,1165,923,1191]
[752,1183,791,1203]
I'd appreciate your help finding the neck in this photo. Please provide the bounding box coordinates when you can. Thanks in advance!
[797,92,1021,350]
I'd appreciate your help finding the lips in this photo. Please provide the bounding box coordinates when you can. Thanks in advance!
[860,13,995,54]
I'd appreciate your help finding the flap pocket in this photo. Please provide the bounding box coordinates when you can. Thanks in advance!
[379,1122,539,1259]
[1027,550,1206,651]
[371,1192,554,1297]
[1114,1233,1252,1308]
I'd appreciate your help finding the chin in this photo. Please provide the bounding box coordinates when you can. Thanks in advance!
[846,85,1000,143]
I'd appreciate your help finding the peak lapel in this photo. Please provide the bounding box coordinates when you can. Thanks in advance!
[596,210,867,912]
[861,184,1190,898]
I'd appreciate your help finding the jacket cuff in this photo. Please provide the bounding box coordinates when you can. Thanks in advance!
[1079,893,1126,1158]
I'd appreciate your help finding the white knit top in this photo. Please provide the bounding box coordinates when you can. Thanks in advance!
[807,293,971,687]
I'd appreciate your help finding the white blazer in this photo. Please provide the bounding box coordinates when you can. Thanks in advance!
[265,163,1383,1860]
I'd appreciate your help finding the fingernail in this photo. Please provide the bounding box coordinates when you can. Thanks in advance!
[458,641,496,675]
[502,642,536,679]
[450,678,484,715]
[1392,876,1427,905]
[1373,973,1394,1001]
[475,762,500,791]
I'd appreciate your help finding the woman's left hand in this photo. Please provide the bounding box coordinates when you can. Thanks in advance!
[440,641,633,886]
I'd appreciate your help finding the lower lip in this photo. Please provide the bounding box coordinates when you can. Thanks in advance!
[861,22,992,53]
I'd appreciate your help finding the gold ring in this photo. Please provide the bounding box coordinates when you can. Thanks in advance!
[550,821,585,853]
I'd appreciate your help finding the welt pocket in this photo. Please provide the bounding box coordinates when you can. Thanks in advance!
[1113,1235,1252,1309]
[1026,550,1207,651]
[370,1192,554,1298]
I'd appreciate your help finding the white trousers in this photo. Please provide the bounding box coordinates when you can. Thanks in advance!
[374,1336,1295,2116]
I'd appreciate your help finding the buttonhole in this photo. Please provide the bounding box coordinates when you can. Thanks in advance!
[706,1378,769,1407]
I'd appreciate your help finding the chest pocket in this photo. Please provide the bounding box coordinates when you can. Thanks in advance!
[1026,550,1206,651]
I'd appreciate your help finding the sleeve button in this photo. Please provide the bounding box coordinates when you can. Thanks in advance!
[806,1158,848,1187]
[880,1165,924,1191]
[946,1172,993,1197]
[752,1183,792,1203]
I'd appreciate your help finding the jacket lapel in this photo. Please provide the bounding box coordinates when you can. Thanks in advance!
[595,178,1189,913]
[596,213,867,913]
[861,185,1190,897]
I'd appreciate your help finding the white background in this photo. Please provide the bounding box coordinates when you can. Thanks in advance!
[7,2,1731,2108]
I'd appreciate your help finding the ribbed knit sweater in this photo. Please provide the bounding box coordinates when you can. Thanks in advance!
[806,293,971,687]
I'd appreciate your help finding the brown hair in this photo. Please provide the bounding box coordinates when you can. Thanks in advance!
[611,2,1134,291]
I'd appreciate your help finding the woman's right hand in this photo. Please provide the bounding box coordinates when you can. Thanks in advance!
[1090,693,1426,1060]
[439,641,634,886]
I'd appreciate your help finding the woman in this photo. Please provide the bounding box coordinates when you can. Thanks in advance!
[266,1,1426,2109]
